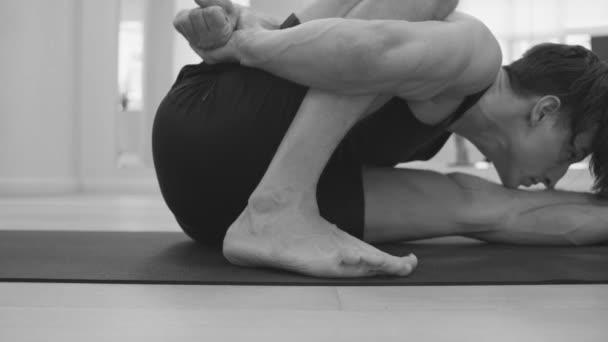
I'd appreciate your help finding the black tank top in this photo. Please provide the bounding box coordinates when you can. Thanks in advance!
[343,88,488,167]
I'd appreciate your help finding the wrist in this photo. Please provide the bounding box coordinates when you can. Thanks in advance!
[257,13,280,31]
[234,28,266,67]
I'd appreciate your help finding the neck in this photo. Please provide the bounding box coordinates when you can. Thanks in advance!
[447,67,511,156]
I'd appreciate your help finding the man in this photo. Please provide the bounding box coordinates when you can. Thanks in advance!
[154,0,608,278]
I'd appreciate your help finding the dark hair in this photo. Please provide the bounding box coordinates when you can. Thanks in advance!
[504,43,608,197]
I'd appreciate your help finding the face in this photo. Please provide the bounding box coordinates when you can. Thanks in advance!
[488,96,592,189]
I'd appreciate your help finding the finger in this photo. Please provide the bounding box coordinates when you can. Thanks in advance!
[188,8,211,47]
[202,6,230,35]
[174,9,196,39]
[195,0,235,14]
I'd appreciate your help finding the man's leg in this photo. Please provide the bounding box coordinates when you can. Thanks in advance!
[362,166,608,246]
[221,0,460,278]
[177,0,458,278]
[361,167,503,243]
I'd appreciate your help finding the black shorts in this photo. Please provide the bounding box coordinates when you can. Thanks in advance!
[152,15,367,246]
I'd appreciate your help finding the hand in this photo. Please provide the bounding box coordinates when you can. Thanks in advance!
[173,0,278,64]
[173,3,239,63]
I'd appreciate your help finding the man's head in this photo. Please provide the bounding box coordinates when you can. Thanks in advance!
[481,43,608,194]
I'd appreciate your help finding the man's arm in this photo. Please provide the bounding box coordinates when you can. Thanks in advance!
[214,12,500,97]
[181,0,459,57]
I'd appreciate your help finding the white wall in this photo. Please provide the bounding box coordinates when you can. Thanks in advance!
[78,0,162,193]
[173,0,202,78]
[0,0,79,194]
[3,0,604,196]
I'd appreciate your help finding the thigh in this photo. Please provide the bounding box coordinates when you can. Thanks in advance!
[152,64,308,245]
[361,166,472,243]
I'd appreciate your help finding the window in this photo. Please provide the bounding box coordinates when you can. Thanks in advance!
[117,0,146,168]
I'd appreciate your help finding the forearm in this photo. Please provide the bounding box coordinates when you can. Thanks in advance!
[235,18,408,95]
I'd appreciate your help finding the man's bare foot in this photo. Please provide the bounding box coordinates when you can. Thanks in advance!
[174,0,278,62]
[223,194,418,278]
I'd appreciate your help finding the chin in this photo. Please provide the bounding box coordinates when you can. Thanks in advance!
[503,180,521,189]
[499,178,520,189]
[495,166,519,189]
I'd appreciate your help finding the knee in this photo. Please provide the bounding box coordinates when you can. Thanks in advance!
[432,0,459,20]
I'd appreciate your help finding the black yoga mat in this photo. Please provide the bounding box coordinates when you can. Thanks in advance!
[1,231,607,286]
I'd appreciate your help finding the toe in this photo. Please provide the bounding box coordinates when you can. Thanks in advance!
[360,252,386,268]
[379,253,418,277]
[340,249,362,266]
[408,253,419,269]
[396,254,418,277]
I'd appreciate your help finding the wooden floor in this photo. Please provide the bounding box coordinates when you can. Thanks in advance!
[1,166,606,341]
[1,283,607,341]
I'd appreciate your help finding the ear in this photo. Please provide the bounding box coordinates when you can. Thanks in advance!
[530,95,561,126]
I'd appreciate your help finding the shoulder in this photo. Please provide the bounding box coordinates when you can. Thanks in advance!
[442,12,503,94]
[393,12,501,98]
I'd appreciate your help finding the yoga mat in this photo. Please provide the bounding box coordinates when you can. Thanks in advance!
[1,231,607,286]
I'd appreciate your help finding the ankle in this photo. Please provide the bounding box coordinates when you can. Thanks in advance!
[248,188,317,214]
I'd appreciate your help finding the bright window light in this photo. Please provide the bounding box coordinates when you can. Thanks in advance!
[233,0,250,6]
[569,162,589,171]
